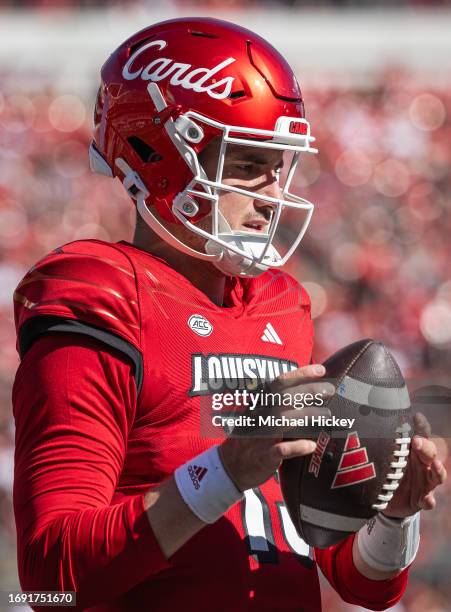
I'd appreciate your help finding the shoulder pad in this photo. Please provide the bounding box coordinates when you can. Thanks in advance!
[14,240,140,354]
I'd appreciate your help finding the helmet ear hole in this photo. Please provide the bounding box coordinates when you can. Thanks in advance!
[127,136,163,163]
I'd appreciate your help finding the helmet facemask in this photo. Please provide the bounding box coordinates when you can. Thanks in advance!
[98,82,318,277]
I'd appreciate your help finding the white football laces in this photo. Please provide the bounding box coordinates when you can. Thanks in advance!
[372,430,411,511]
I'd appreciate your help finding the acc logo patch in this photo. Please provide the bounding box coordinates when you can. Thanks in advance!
[188,314,213,337]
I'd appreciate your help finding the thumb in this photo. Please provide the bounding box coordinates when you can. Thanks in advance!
[270,439,317,462]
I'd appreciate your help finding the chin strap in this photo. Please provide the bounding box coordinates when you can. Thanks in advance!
[205,231,280,277]
[202,211,279,277]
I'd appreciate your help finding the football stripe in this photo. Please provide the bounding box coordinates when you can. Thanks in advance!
[332,463,376,489]
[338,448,369,470]
[337,375,410,410]
[344,432,360,452]
[299,504,367,532]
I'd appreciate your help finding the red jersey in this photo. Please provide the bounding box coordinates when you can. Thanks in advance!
[13,239,409,611]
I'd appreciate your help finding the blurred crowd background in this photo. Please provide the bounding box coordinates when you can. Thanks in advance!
[2,0,451,8]
[1,2,451,610]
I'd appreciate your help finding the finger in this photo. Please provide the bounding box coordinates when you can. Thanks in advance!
[272,364,326,390]
[419,491,436,511]
[422,461,445,496]
[283,381,336,399]
[414,412,432,438]
[430,459,447,486]
[270,439,317,462]
[412,436,437,466]
[268,380,335,404]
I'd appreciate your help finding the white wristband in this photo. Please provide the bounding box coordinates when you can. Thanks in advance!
[174,445,243,524]
[357,512,420,572]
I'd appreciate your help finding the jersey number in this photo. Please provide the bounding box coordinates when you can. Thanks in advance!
[242,487,313,567]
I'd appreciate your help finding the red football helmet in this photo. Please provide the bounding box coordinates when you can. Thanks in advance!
[90,17,317,277]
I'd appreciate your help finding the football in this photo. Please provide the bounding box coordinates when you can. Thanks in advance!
[279,338,413,548]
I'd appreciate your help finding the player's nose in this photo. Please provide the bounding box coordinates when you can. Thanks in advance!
[255,171,281,208]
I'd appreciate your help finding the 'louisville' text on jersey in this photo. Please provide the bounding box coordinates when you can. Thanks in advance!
[190,353,298,396]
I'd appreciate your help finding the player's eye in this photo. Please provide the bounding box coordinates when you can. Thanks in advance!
[225,162,258,179]
[235,163,255,174]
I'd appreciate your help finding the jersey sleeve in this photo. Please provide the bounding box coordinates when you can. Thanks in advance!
[315,534,409,610]
[12,332,170,610]
[13,239,143,392]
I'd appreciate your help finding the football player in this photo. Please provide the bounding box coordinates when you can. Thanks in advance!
[12,18,446,611]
